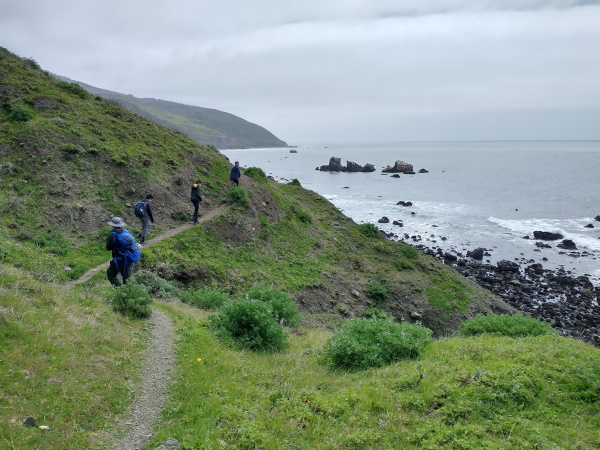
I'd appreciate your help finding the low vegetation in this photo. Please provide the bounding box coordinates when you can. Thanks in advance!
[1,48,599,449]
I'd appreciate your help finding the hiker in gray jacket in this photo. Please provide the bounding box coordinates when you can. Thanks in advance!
[190,180,203,224]
[134,194,154,245]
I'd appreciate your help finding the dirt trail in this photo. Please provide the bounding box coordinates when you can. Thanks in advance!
[63,205,225,449]
[65,205,225,288]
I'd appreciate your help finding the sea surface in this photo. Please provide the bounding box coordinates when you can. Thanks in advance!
[222,141,600,286]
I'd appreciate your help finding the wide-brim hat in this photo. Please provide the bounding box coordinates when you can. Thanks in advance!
[108,217,126,227]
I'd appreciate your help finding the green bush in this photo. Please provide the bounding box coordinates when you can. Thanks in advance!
[56,81,90,99]
[226,186,249,208]
[294,208,313,224]
[34,231,71,256]
[243,167,266,179]
[171,211,188,221]
[395,259,415,271]
[246,284,300,327]
[209,298,288,351]
[359,307,393,321]
[459,313,555,338]
[130,271,181,300]
[181,287,228,310]
[357,223,380,238]
[322,319,433,370]
[288,178,301,186]
[107,283,153,319]
[400,245,420,260]
[6,103,34,122]
[58,143,80,154]
[366,280,389,303]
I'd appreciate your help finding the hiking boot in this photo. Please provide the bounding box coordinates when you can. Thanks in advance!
[194,221,200,225]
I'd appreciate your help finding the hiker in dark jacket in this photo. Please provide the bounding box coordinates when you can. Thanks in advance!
[106,216,131,286]
[135,194,154,245]
[190,179,203,225]
[230,161,241,186]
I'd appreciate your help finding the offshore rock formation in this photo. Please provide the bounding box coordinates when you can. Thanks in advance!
[317,157,376,173]
[382,160,414,174]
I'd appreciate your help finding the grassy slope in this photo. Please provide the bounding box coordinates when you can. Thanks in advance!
[70,80,288,149]
[1,49,599,448]
[150,301,599,449]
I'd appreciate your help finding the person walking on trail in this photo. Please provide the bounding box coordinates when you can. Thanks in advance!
[230,161,241,186]
[106,217,133,287]
[134,194,154,245]
[190,179,204,225]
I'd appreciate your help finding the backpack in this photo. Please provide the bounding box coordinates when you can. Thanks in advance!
[134,199,147,218]
[112,229,142,274]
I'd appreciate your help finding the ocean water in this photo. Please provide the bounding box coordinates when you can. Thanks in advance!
[222,141,600,285]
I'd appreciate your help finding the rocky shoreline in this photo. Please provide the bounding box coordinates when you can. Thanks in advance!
[382,230,600,347]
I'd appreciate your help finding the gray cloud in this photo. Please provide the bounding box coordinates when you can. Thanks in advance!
[1,0,599,143]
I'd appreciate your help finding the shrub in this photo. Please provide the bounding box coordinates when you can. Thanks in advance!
[56,81,90,99]
[209,298,288,351]
[294,208,313,224]
[357,223,380,238]
[458,313,555,338]
[322,319,433,370]
[360,307,393,321]
[58,143,80,154]
[34,231,71,256]
[24,57,41,70]
[181,287,228,310]
[171,211,188,221]
[107,283,153,319]
[130,270,181,300]
[6,103,34,122]
[243,167,266,179]
[400,245,420,260]
[395,259,415,271]
[226,186,249,208]
[246,284,300,327]
[288,178,301,186]
[366,280,389,303]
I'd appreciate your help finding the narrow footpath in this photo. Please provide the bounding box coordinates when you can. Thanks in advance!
[64,205,225,449]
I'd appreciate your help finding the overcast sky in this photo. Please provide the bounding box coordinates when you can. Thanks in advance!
[1,0,599,144]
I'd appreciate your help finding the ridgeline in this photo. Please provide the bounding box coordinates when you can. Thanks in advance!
[1,48,598,449]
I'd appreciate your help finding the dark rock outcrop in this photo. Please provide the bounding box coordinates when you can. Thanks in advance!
[382,160,413,174]
[467,248,485,261]
[533,231,564,241]
[378,216,390,224]
[557,239,577,250]
[318,157,376,173]
[418,168,429,173]
[396,201,412,207]
[497,260,520,272]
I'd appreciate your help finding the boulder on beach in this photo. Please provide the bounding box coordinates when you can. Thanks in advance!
[467,247,485,261]
[382,160,414,174]
[585,223,594,228]
[418,168,429,173]
[378,216,390,224]
[396,201,412,207]
[497,260,520,272]
[595,215,600,221]
[557,239,577,250]
[533,231,563,241]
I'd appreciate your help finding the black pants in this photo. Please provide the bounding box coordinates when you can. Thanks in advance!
[107,259,131,287]
[191,199,200,222]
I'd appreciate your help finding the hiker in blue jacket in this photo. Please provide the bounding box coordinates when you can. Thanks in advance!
[134,194,154,245]
[230,161,241,186]
[190,179,204,225]
[106,217,131,286]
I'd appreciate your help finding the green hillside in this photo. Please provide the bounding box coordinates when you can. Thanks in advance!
[1,48,598,449]
[63,78,288,149]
